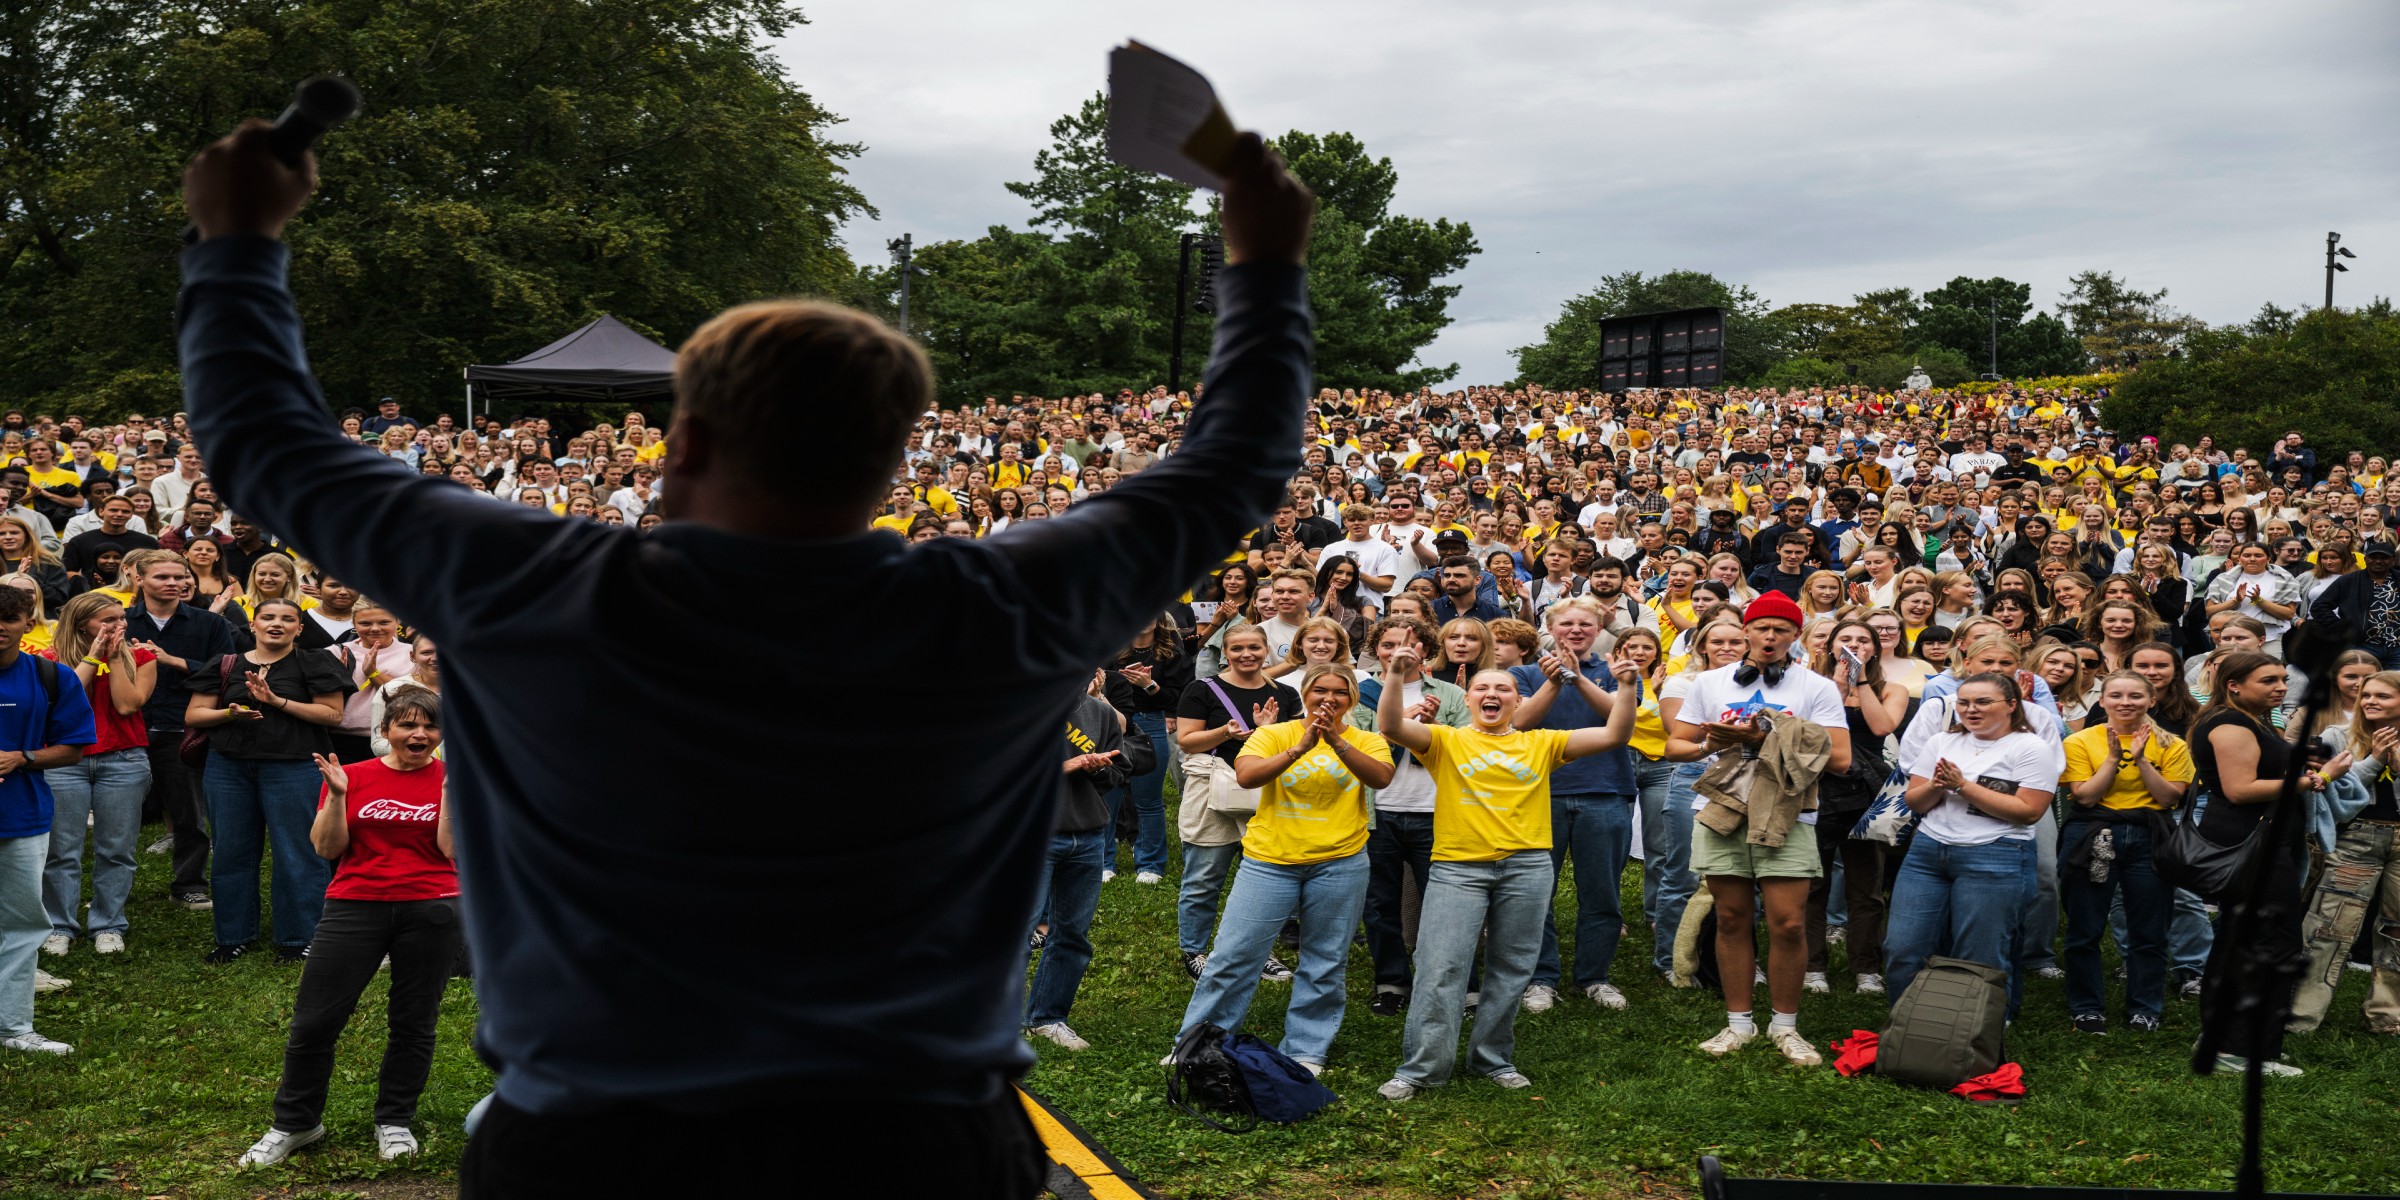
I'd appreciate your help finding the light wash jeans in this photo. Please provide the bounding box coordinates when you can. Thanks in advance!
[1178,842,1243,956]
[0,834,47,1038]
[1634,758,1677,926]
[1397,850,1554,1087]
[1535,792,1635,988]
[1179,852,1370,1065]
[42,747,152,938]
[1648,761,1706,976]
[1885,834,2037,1019]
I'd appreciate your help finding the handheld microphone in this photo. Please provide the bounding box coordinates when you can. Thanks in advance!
[181,76,361,245]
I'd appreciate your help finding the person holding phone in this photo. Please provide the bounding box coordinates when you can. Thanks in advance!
[1174,665,1392,1072]
[2059,670,2192,1035]
[1026,670,1155,1053]
[183,597,353,962]
[236,690,454,1165]
[1373,643,1638,1100]
[1887,672,2062,1021]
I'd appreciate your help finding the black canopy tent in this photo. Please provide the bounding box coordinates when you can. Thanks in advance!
[462,314,677,426]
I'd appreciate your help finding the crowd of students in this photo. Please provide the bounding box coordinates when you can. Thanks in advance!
[976,378,2400,1087]
[7,375,2397,1141]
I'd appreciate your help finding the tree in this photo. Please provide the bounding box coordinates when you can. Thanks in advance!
[1513,270,1784,388]
[0,0,871,418]
[1914,276,2086,379]
[1274,131,1479,391]
[2059,270,2204,368]
[2101,306,2400,457]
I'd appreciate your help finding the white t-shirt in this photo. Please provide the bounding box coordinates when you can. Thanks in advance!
[1905,729,2059,846]
[1375,679,1438,813]
[1320,536,1402,603]
[1578,500,1624,528]
[1259,617,1302,663]
[1677,662,1846,823]
[1371,521,1436,569]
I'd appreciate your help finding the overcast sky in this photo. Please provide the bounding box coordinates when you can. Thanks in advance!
[774,1,2399,384]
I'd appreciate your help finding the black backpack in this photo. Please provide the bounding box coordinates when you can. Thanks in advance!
[1880,956,2008,1091]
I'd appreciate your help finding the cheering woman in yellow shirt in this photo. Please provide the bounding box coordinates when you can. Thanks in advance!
[1174,665,1394,1073]
[1373,646,1639,1100]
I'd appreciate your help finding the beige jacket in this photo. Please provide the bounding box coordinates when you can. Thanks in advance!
[1694,715,1832,848]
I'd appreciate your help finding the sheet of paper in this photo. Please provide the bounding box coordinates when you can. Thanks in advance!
[1107,41,1239,190]
[1189,601,1221,623]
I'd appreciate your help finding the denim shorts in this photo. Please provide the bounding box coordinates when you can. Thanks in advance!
[1691,820,1822,880]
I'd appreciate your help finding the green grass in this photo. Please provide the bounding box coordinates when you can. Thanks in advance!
[7,821,2399,1199]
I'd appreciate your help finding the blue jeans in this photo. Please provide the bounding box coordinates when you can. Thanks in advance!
[2062,819,2171,1019]
[1104,712,1170,876]
[1397,851,1554,1086]
[1178,841,1243,956]
[1535,792,1634,988]
[1634,758,1676,926]
[1025,829,1106,1027]
[2013,809,2060,972]
[204,756,331,950]
[43,747,151,937]
[0,834,45,1038]
[1885,834,2036,1019]
[1180,852,1369,1065]
[1648,762,1705,976]
[2109,885,2214,976]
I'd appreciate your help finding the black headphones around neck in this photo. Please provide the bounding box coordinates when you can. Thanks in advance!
[1731,660,1787,688]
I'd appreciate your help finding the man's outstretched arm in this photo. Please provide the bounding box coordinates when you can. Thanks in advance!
[989,135,1318,669]
[176,120,602,631]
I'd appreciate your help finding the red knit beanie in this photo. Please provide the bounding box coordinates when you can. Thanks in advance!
[1743,590,1805,628]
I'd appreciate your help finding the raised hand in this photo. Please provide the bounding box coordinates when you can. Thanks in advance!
[1610,658,1643,689]
[242,669,278,706]
[1388,644,1423,677]
[1253,698,1281,729]
[1408,695,1440,722]
[312,752,349,795]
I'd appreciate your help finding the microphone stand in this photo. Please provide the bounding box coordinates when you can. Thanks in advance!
[2189,623,2343,1200]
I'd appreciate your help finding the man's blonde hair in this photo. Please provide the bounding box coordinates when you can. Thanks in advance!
[675,300,932,500]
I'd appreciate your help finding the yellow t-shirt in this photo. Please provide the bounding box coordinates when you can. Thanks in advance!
[1236,722,1392,865]
[18,621,52,653]
[1420,723,1571,862]
[2061,725,2193,811]
[911,484,958,518]
[1625,678,1667,760]
[24,464,79,497]
[871,513,912,534]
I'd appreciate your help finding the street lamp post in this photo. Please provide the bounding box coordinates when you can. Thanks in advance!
[2325,232,2357,310]
[888,234,929,335]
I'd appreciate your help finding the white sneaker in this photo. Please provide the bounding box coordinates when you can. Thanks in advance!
[1585,983,1629,1010]
[238,1124,324,1166]
[1699,1025,1757,1056]
[2035,964,2065,980]
[94,932,125,955]
[1855,973,1885,995]
[1753,968,1767,985]
[145,835,173,855]
[1377,1077,1419,1102]
[1296,1059,1324,1077]
[1100,869,1117,883]
[1803,971,1830,994]
[1771,1027,1823,1066]
[33,969,69,994]
[1134,871,1164,884]
[2214,1053,2303,1078]
[40,933,68,956]
[1488,1069,1532,1089]
[1,1030,71,1055]
[1028,1022,1090,1051]
[375,1124,419,1160]
[1521,983,1557,1013]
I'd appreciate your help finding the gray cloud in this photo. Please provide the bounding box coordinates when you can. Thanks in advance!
[775,0,2400,383]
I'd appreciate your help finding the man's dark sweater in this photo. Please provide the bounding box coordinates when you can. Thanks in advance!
[179,235,1312,1114]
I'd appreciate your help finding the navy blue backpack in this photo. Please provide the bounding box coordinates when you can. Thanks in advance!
[1165,1023,1337,1131]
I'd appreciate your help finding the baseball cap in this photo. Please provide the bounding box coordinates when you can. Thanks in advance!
[143,430,168,442]
[1433,530,1471,549]
[2365,541,2397,557]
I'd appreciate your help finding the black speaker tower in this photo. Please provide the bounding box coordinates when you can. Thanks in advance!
[1596,306,1726,391]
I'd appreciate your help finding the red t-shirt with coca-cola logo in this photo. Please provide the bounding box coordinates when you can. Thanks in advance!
[320,758,456,902]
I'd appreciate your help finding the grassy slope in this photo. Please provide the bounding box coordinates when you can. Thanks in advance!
[4,828,2397,1199]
